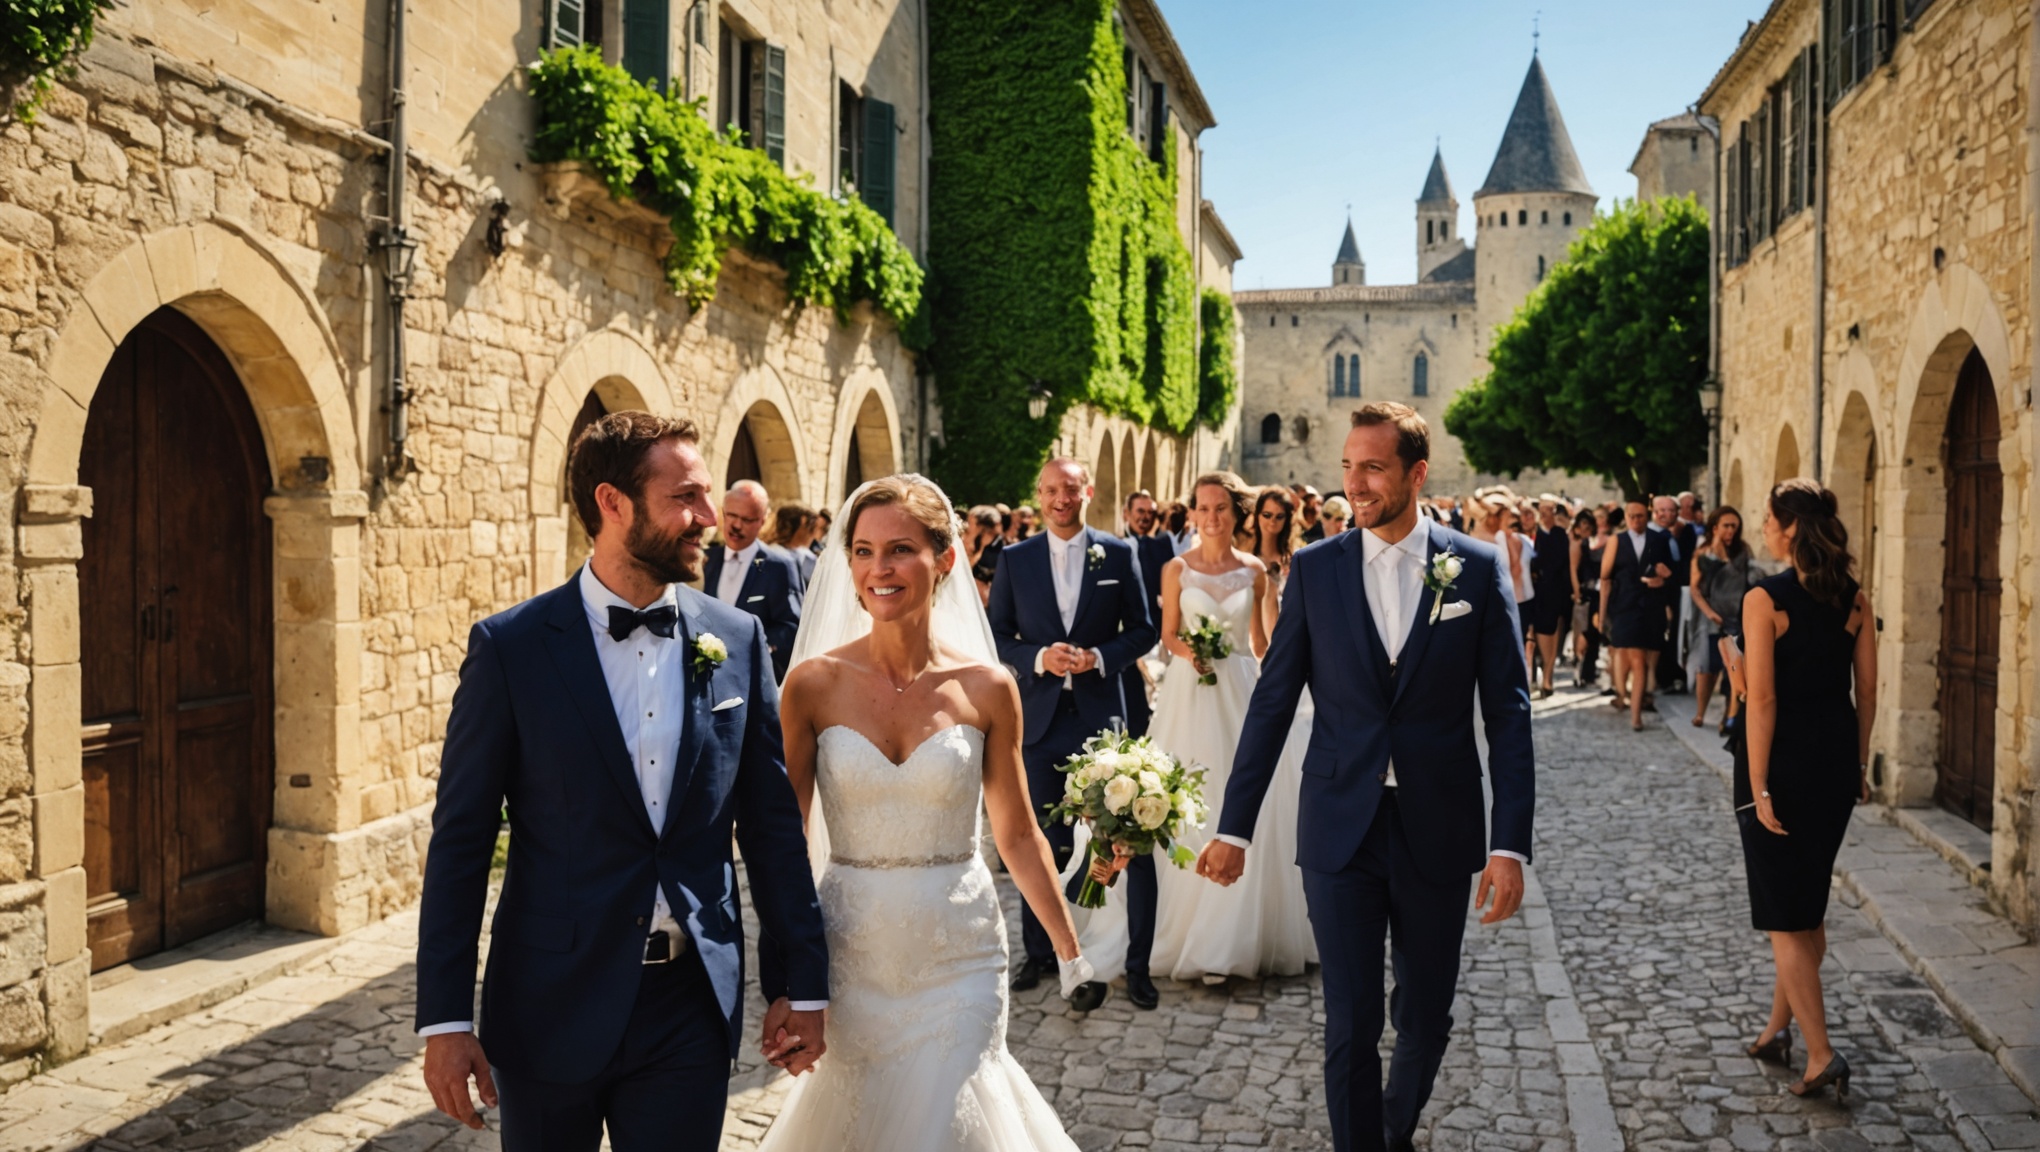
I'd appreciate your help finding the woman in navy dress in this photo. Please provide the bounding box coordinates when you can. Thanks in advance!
[1598,500,1673,729]
[1735,479,1876,1099]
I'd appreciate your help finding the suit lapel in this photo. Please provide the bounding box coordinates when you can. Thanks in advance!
[1071,529,1100,634]
[662,592,712,842]
[735,550,766,607]
[1029,535,1067,641]
[540,583,656,840]
[702,549,723,601]
[1392,528,1445,707]
[1336,533,1390,699]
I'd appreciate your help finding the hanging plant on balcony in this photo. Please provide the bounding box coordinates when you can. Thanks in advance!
[3,0,113,120]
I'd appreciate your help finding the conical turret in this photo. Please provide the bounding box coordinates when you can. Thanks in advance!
[1475,55,1593,198]
[1416,147,1465,281]
[1332,219,1365,286]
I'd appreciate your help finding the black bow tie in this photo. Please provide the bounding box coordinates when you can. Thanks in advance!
[607,603,678,643]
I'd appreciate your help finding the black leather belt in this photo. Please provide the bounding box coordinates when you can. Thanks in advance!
[643,929,686,965]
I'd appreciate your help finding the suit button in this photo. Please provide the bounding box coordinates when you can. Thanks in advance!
[1377,772,1389,784]
[636,917,646,926]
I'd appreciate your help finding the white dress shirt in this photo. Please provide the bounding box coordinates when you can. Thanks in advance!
[1033,530,1105,688]
[716,539,762,605]
[419,565,822,1037]
[1219,517,1526,865]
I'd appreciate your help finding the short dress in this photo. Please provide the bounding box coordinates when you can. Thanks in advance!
[1604,532,1663,650]
[1731,571,1862,932]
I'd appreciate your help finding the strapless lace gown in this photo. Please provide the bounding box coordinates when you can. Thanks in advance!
[757,724,1077,1152]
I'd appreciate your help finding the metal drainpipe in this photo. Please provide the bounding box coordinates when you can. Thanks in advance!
[1810,3,1829,483]
[381,0,412,479]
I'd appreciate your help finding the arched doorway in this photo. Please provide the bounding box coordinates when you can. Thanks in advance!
[842,389,896,499]
[1934,350,2001,830]
[79,308,274,970]
[724,400,803,502]
[1831,393,1879,603]
[1092,435,1119,531]
[1774,424,1800,485]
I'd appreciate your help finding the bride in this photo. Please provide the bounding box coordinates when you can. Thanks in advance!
[759,474,1089,1152]
[1144,471,1315,981]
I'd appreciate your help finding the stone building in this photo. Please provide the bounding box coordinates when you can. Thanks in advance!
[1701,0,2037,930]
[1629,111,1717,213]
[0,0,935,1072]
[1234,55,1606,499]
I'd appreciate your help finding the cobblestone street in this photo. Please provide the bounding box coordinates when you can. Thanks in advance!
[2,683,2033,1151]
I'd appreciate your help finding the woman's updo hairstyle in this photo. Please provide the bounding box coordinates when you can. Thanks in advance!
[1768,478,1853,610]
[1191,470,1254,533]
[842,474,958,560]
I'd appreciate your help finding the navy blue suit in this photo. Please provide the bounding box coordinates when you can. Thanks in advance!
[1222,525,1534,1152]
[416,577,827,1150]
[987,528,1159,969]
[1120,533,1175,738]
[702,544,804,681]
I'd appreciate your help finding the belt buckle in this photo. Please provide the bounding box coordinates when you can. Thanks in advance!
[642,930,674,965]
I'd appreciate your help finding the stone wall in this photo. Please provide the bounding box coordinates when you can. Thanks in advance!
[1707,0,2038,929]
[0,0,921,1075]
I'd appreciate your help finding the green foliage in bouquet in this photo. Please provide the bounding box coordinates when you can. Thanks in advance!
[1047,730,1206,909]
[924,0,1200,503]
[1179,614,1233,686]
[527,46,924,330]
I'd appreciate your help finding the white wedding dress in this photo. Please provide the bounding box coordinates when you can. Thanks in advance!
[1143,565,1316,980]
[756,723,1077,1152]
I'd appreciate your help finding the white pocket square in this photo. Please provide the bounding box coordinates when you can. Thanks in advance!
[1439,601,1473,622]
[1097,579,1120,585]
[711,696,745,712]
[746,595,764,603]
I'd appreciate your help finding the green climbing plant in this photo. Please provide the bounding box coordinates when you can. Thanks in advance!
[1197,288,1237,428]
[527,47,923,329]
[3,0,112,120]
[924,0,1202,504]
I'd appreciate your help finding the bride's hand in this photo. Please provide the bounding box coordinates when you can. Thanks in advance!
[1086,843,1135,883]
[1192,656,1213,678]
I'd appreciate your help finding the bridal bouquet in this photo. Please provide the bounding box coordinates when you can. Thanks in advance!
[1179,615,1233,686]
[1047,731,1207,909]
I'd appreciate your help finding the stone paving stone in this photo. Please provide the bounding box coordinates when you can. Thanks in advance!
[0,681,2026,1150]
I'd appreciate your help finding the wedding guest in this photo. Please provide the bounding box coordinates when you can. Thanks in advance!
[1163,501,1194,554]
[1320,495,1351,538]
[1250,487,1299,626]
[1651,495,1696,697]
[1528,497,1570,698]
[1569,510,1603,686]
[810,508,831,556]
[703,480,804,681]
[1296,484,1326,543]
[1692,505,1752,730]
[764,502,818,589]
[997,503,1016,544]
[1600,500,1673,730]
[1014,505,1039,540]
[1123,489,1175,738]
[965,504,1006,605]
[1735,479,1874,1100]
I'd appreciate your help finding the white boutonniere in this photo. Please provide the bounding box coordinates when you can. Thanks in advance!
[1087,543,1106,572]
[692,632,728,676]
[1423,551,1465,624]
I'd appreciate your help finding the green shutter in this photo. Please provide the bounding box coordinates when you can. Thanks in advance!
[860,98,895,226]
[622,0,670,90]
[550,0,586,47]
[759,43,786,164]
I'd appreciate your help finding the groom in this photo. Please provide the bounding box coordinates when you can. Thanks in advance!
[416,412,830,1151]
[989,458,1160,1010]
[1199,403,1534,1152]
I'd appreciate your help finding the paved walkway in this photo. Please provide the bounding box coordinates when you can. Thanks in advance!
[3,683,2033,1150]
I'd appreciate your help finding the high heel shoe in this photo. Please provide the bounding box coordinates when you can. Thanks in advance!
[1790,1053,1851,1098]
[1746,1027,1791,1064]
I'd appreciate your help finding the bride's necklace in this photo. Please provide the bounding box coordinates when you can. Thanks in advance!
[880,662,930,694]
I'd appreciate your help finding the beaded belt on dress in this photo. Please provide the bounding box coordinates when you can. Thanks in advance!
[829,850,976,869]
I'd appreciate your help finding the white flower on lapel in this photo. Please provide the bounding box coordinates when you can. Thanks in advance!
[1087,543,1106,572]
[692,632,728,676]
[1424,551,1465,625]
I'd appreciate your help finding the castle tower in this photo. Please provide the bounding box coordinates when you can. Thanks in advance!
[1416,147,1465,281]
[1471,54,1596,351]
[1332,219,1365,285]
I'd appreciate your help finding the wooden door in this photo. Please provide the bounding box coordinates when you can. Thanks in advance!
[80,309,274,970]
[1934,350,2000,831]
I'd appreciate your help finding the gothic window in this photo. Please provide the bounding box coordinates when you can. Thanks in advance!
[1563,211,1572,225]
[1293,416,1312,444]
[1540,210,1549,224]
[1518,209,1527,226]
[1260,413,1283,444]
[1350,354,1361,395]
[1537,255,1546,281]
[1499,213,1507,227]
[1413,352,1429,397]
[1331,353,1360,397]
[1333,356,1345,395]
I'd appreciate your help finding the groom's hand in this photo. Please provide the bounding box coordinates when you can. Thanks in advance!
[1197,840,1245,887]
[1475,855,1525,925]
[760,997,828,1076]
[423,1032,497,1129]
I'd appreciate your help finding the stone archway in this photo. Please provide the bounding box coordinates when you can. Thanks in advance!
[826,377,902,507]
[528,328,676,589]
[1773,424,1800,486]
[1119,429,1139,521]
[1724,458,1745,513]
[710,366,810,508]
[1829,389,1880,604]
[1092,433,1120,531]
[21,221,364,1056]
[1141,431,1161,498]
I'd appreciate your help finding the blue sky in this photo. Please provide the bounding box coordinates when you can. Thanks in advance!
[1156,0,1766,289]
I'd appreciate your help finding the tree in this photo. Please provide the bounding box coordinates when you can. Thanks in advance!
[1445,197,1709,501]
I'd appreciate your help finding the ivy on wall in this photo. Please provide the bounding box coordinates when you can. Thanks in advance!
[925,0,1200,504]
[528,47,924,330]
[2,0,111,120]
[1197,288,1237,428]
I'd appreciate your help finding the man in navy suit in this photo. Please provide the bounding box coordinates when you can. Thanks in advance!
[988,458,1159,1010]
[701,479,804,682]
[1119,488,1174,739]
[1199,403,1534,1152]
[417,413,829,1152]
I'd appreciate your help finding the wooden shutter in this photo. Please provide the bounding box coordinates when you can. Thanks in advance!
[550,0,586,47]
[1148,81,1168,163]
[860,97,895,226]
[1723,136,1742,267]
[1749,105,1768,244]
[1802,45,1820,207]
[621,0,670,89]
[753,43,785,164]
[1784,59,1804,217]
[1823,0,1844,105]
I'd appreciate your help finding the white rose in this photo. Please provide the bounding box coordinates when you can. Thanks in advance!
[1130,794,1170,830]
[1091,750,1123,775]
[696,633,728,662]
[1436,554,1464,582]
[1102,775,1139,814]
[1138,770,1165,796]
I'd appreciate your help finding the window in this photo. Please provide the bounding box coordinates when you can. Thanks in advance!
[1260,413,1283,444]
[1125,50,1165,161]
[1426,220,1434,244]
[1331,353,1361,397]
[1725,45,1820,270]
[1269,315,1276,327]
[1499,212,1507,227]
[1293,415,1312,444]
[838,84,897,224]
[1413,352,1429,397]
[718,21,784,163]
[621,0,667,88]
[1826,0,1896,106]
[1518,209,1527,226]
[1537,255,1545,282]
[548,0,606,49]
[1333,356,1345,395]
[1540,210,1548,224]
[1563,211,1572,225]
[1291,315,1298,327]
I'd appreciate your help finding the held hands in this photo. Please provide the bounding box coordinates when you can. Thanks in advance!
[1041,643,1098,678]
[1196,839,1246,886]
[423,1032,498,1130]
[1475,855,1525,925]
[759,997,828,1076]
